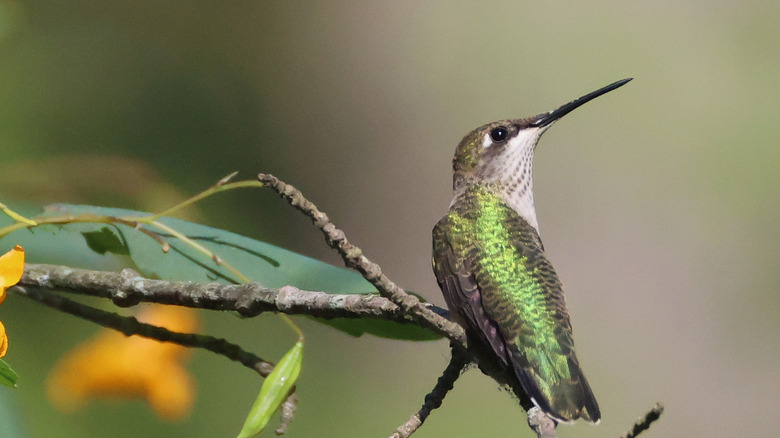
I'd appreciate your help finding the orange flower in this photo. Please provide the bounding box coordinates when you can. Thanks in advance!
[0,245,25,358]
[0,323,7,359]
[47,305,200,420]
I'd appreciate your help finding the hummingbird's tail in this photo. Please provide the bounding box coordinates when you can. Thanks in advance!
[512,355,601,424]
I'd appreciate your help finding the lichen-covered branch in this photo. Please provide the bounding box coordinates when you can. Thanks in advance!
[20,263,437,326]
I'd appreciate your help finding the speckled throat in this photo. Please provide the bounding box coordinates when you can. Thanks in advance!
[452,126,547,234]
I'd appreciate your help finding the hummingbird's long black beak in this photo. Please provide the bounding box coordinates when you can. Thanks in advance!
[531,78,632,128]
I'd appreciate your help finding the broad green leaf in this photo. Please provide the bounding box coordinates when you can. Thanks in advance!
[237,341,302,438]
[0,204,441,340]
[0,359,18,387]
[47,204,374,292]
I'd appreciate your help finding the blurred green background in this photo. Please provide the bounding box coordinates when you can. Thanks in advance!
[0,1,778,437]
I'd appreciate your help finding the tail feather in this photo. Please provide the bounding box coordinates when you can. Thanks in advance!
[512,358,600,423]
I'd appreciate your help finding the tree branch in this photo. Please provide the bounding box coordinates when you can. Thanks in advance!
[19,263,451,333]
[257,173,466,347]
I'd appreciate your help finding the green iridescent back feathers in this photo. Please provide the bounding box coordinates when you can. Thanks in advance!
[432,184,600,423]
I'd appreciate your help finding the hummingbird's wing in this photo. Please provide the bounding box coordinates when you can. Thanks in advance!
[432,193,600,423]
[433,221,512,366]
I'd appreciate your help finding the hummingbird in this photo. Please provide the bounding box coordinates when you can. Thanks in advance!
[432,78,631,423]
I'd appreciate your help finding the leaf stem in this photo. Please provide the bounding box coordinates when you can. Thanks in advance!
[0,213,115,239]
[279,314,305,342]
[143,219,252,283]
[136,178,264,223]
[0,202,37,226]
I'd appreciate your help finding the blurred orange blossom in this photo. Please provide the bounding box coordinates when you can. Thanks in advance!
[47,305,200,420]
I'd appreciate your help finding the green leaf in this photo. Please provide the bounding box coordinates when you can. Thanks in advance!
[319,317,440,340]
[0,359,18,387]
[0,204,441,341]
[47,204,374,291]
[82,227,130,255]
[237,341,303,438]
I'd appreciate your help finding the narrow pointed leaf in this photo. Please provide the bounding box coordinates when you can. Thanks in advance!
[237,341,303,438]
[0,359,18,387]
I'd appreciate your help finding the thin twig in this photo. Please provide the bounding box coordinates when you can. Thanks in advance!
[13,285,274,377]
[135,175,263,223]
[256,173,466,346]
[620,403,664,438]
[389,346,470,438]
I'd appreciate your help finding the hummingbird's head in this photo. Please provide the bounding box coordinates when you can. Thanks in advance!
[451,118,545,194]
[451,78,632,194]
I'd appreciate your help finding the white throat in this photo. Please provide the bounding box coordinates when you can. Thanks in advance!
[482,127,544,234]
[503,180,539,233]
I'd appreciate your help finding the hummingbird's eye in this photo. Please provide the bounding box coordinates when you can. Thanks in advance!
[489,126,509,143]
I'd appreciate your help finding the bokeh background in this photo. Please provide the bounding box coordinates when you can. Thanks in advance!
[0,1,778,437]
